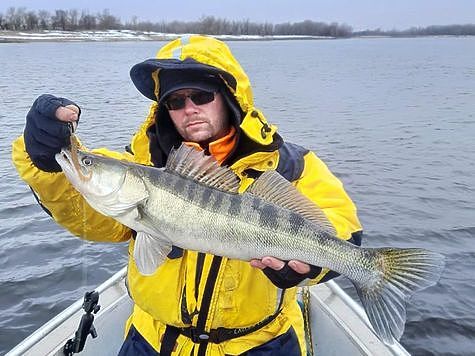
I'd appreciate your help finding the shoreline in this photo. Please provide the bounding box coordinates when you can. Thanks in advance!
[1,30,472,44]
[0,30,337,43]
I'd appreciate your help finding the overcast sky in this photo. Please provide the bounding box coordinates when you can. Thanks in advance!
[1,0,474,31]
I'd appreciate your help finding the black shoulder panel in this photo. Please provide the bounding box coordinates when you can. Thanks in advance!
[276,142,309,182]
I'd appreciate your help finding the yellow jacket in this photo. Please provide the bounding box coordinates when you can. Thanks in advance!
[12,35,362,355]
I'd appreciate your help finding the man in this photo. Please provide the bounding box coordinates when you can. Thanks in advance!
[12,35,362,355]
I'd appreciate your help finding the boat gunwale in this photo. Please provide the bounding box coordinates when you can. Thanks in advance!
[6,267,128,356]
[7,268,410,356]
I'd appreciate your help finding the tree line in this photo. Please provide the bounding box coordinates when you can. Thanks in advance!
[1,7,474,37]
[0,7,352,37]
[0,8,120,31]
[355,24,475,37]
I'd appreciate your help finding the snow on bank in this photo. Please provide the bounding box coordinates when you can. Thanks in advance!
[0,30,333,42]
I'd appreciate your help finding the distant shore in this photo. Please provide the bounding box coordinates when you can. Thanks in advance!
[0,30,339,43]
[2,29,471,44]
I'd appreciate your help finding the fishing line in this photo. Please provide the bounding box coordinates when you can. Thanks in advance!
[70,132,92,182]
[68,124,91,294]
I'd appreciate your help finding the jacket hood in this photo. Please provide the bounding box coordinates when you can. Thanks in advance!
[129,35,281,166]
[130,35,252,108]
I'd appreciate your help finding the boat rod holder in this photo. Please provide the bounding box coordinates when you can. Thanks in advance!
[63,290,101,355]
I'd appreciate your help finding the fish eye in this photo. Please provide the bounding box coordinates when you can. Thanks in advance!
[82,157,93,166]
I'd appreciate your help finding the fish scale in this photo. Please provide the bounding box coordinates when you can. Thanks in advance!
[56,143,445,345]
[144,169,364,270]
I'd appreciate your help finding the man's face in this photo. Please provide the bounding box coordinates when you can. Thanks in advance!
[166,89,230,145]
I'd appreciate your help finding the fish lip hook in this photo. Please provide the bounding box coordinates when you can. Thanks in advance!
[68,129,92,182]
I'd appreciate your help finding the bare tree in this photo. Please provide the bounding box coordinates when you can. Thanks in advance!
[25,11,39,30]
[97,9,121,30]
[79,10,97,30]
[51,9,68,30]
[38,10,50,30]
[126,15,138,30]
[68,9,79,30]
[5,7,27,30]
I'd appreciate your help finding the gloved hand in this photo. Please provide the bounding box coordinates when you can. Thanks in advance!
[24,94,81,172]
[251,257,322,289]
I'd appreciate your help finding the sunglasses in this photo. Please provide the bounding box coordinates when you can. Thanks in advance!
[164,90,217,111]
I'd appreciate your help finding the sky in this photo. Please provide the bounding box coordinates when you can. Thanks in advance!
[1,0,474,31]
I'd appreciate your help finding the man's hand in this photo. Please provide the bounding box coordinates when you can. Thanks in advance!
[250,257,311,274]
[24,94,81,172]
[250,256,322,289]
[56,104,80,122]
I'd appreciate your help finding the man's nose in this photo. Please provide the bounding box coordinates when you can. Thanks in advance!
[183,97,198,114]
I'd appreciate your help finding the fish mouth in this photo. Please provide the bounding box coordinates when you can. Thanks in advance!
[56,148,74,173]
[56,148,127,200]
[55,148,91,182]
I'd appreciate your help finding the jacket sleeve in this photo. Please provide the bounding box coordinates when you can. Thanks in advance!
[12,135,133,243]
[294,151,363,284]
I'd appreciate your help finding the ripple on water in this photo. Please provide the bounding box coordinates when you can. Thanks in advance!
[2,38,475,355]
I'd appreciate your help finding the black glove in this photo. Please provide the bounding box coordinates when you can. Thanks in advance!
[263,263,322,289]
[24,94,80,172]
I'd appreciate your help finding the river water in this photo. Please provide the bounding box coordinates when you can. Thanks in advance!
[1,37,474,355]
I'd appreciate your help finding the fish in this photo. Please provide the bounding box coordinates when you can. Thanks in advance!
[55,143,445,345]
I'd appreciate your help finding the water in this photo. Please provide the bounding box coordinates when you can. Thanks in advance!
[1,38,474,355]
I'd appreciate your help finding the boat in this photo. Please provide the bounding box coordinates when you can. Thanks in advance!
[6,267,410,356]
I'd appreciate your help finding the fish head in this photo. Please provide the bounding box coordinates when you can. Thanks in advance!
[55,148,129,201]
[56,148,150,224]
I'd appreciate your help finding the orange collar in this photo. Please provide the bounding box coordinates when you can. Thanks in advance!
[184,126,237,165]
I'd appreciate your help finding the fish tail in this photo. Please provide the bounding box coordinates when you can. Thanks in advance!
[353,247,445,345]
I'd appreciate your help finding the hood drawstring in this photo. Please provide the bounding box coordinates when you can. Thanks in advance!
[251,110,272,139]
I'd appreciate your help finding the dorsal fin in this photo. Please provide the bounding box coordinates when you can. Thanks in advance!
[246,170,337,235]
[165,143,240,193]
